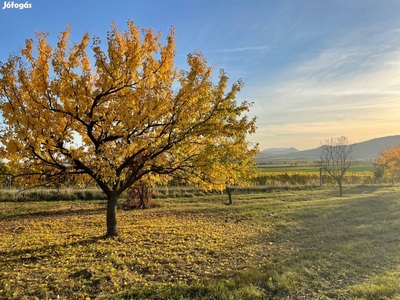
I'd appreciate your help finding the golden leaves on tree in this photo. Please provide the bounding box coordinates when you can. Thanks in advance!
[0,20,257,194]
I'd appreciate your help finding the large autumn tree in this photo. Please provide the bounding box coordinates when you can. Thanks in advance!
[0,21,257,236]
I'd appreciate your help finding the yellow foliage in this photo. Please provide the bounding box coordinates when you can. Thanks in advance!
[374,145,400,183]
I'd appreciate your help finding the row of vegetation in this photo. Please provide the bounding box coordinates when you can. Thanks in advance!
[0,171,386,202]
[253,171,377,186]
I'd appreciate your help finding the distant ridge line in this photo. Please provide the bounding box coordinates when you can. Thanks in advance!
[257,135,400,163]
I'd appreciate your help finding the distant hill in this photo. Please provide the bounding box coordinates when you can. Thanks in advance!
[260,147,299,155]
[257,135,400,163]
[352,135,400,159]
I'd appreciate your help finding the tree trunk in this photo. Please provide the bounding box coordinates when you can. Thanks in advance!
[338,181,343,196]
[106,194,119,237]
[226,186,232,205]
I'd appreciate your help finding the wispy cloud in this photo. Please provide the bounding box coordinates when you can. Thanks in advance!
[247,26,400,150]
[215,46,268,53]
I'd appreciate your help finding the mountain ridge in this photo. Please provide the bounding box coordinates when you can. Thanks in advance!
[260,147,299,155]
[257,135,400,163]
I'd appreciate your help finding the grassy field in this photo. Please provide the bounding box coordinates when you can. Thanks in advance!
[0,185,399,299]
[258,162,375,173]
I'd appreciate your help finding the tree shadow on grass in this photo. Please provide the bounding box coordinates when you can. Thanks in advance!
[0,234,107,265]
[326,184,395,196]
[115,268,284,300]
[0,207,105,221]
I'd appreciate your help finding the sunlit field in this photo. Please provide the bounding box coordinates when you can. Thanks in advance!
[0,185,399,299]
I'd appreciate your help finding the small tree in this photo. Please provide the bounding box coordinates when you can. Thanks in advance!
[374,145,400,184]
[319,136,355,196]
[0,20,258,237]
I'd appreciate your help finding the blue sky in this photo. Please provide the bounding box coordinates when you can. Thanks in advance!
[1,0,400,150]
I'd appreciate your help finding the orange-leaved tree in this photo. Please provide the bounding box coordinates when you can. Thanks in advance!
[0,20,258,237]
[374,144,400,184]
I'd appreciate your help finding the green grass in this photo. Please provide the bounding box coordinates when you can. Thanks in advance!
[0,185,399,299]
